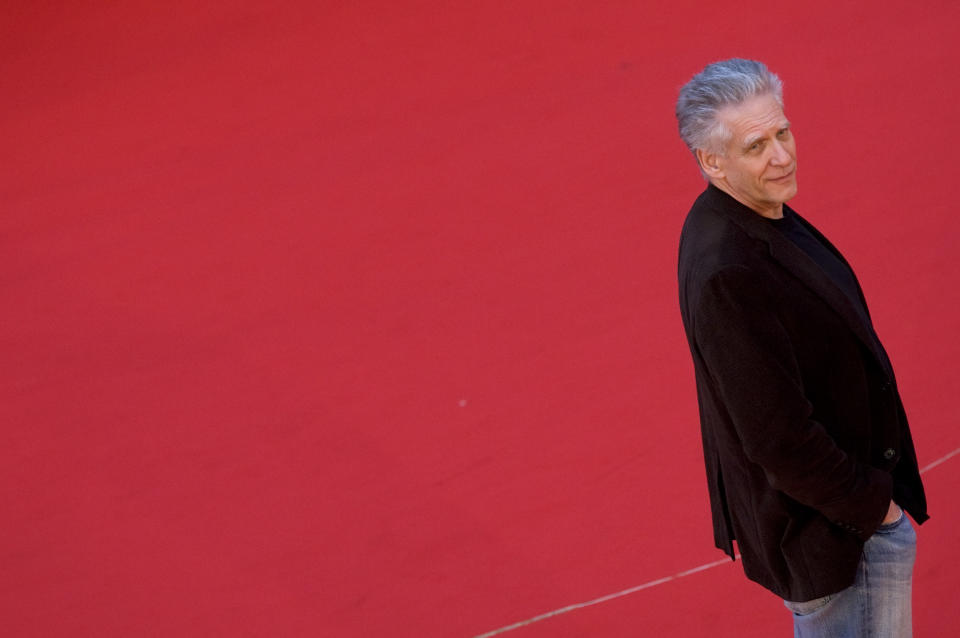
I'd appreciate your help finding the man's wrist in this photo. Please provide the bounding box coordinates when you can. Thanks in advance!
[882,501,902,524]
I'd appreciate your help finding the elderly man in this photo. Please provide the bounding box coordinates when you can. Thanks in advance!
[675,58,928,636]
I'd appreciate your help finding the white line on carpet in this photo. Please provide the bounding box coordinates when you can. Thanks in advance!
[473,444,960,637]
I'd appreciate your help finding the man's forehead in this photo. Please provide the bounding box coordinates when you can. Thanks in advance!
[719,95,789,141]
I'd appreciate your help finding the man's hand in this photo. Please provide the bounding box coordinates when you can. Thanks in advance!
[882,500,902,525]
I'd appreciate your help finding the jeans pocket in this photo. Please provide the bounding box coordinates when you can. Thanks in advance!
[783,593,836,617]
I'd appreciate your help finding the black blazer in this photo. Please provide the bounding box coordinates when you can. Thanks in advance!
[677,184,928,602]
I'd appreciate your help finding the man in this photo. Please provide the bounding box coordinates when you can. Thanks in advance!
[675,58,928,636]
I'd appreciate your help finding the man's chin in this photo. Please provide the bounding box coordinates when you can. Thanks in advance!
[773,180,798,203]
[784,182,798,201]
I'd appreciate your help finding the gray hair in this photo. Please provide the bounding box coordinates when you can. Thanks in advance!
[676,58,783,159]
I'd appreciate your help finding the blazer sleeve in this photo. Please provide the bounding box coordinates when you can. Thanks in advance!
[694,264,891,541]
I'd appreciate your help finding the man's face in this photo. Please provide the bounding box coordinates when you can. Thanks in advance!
[701,93,798,218]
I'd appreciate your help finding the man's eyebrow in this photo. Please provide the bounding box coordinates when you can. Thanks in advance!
[742,121,791,148]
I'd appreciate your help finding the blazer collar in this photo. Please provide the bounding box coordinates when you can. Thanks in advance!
[701,184,890,375]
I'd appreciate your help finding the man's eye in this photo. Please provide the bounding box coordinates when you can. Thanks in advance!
[777,128,789,138]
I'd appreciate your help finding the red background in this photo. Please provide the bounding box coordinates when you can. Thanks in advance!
[3,2,958,636]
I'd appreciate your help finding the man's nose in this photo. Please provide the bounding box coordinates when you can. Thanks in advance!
[769,141,791,165]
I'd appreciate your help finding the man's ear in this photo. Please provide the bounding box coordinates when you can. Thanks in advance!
[696,148,724,178]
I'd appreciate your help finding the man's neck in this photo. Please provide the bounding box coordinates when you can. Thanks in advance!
[710,179,784,219]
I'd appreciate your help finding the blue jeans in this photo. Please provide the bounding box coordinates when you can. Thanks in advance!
[783,512,917,637]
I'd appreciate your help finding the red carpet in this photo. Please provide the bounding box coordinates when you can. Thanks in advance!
[4,2,958,636]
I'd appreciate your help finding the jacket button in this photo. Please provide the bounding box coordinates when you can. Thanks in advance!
[884,448,896,460]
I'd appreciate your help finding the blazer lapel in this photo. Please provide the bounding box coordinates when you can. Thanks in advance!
[703,186,891,375]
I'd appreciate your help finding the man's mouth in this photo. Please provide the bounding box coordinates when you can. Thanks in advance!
[769,169,795,182]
